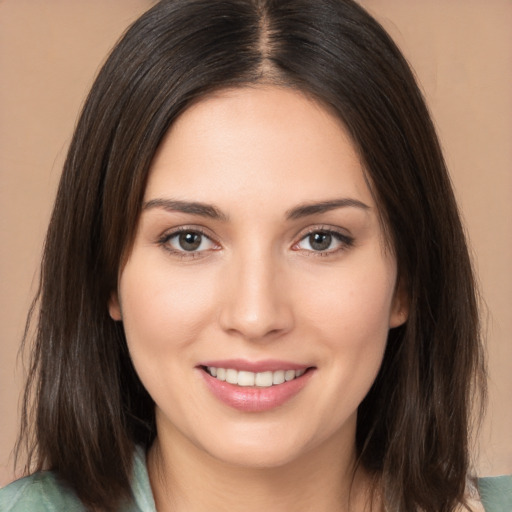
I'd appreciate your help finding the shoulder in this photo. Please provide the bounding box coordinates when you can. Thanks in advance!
[477,475,512,512]
[0,446,155,512]
[0,471,85,512]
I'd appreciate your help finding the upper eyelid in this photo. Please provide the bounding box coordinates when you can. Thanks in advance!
[159,225,351,237]
[157,225,354,250]
[158,228,220,258]
[159,225,216,241]
[158,226,220,251]
[292,226,355,251]
[294,224,353,241]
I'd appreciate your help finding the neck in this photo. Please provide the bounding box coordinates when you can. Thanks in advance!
[147,421,377,512]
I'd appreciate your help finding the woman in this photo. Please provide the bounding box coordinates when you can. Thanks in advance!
[1,0,508,510]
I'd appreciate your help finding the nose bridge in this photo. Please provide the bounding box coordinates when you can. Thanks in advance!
[219,241,293,341]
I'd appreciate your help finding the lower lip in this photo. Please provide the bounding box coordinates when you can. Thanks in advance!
[199,368,314,412]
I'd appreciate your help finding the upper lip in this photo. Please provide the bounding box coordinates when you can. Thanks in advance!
[198,359,311,372]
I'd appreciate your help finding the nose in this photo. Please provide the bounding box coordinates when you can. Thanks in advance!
[218,249,294,342]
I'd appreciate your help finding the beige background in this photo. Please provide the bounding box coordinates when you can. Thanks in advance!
[0,0,510,487]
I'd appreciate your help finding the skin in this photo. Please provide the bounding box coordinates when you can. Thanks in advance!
[109,86,408,512]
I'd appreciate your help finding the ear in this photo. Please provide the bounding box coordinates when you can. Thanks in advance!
[108,292,122,321]
[389,280,409,328]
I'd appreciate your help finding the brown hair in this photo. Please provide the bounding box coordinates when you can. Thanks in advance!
[17,0,486,510]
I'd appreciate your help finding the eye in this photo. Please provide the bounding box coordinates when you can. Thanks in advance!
[294,229,354,254]
[160,229,218,255]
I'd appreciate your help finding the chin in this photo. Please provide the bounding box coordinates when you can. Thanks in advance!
[205,440,309,469]
[193,417,348,470]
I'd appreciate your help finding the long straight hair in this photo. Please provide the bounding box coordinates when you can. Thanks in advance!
[17,0,486,510]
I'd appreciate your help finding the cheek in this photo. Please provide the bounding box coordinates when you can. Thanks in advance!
[116,259,222,419]
[298,256,396,346]
[296,254,395,402]
[118,259,217,362]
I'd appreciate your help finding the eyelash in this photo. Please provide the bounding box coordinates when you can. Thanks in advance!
[292,227,355,257]
[157,226,355,259]
[157,226,219,259]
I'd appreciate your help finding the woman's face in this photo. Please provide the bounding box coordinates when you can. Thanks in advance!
[110,86,406,468]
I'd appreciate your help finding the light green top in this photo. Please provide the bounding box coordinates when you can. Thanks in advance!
[1,447,511,511]
[478,475,512,512]
[0,446,155,512]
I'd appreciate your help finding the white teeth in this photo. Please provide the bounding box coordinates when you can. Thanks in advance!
[237,371,255,387]
[272,370,285,385]
[225,369,238,384]
[206,367,307,387]
[255,371,273,387]
[285,369,296,381]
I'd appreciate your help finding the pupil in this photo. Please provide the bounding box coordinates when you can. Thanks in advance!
[310,232,331,251]
[179,232,201,251]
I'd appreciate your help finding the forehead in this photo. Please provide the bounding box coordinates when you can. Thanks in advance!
[145,86,374,212]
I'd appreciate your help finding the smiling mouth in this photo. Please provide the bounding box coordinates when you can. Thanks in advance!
[202,366,310,387]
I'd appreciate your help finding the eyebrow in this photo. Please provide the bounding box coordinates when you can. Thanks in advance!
[143,198,229,221]
[143,197,369,222]
[285,198,370,220]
